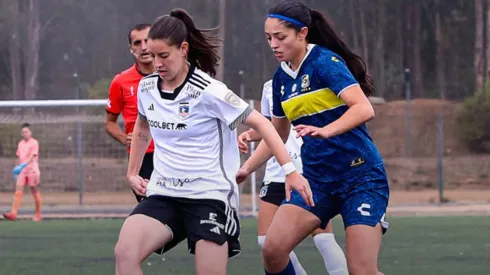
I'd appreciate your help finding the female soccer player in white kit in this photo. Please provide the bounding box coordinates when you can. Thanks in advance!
[238,80,348,275]
[113,9,312,275]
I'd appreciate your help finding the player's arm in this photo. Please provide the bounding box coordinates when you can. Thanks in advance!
[240,116,290,173]
[105,112,128,145]
[295,57,374,138]
[105,75,128,146]
[127,114,151,177]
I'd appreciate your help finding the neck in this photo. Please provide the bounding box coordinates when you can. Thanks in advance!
[290,46,308,71]
[162,64,190,91]
[136,62,154,75]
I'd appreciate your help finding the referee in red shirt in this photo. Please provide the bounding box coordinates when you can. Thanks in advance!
[105,23,154,202]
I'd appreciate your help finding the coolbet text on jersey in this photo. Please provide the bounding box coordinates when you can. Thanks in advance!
[106,65,155,153]
[137,65,252,212]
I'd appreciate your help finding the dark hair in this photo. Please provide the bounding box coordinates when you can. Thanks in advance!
[268,1,375,96]
[21,123,30,129]
[128,23,151,44]
[148,9,220,76]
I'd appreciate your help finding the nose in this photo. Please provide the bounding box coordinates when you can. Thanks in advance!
[153,56,163,68]
[141,39,148,51]
[269,37,279,50]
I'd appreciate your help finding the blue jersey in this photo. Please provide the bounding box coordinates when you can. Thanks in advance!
[272,44,383,185]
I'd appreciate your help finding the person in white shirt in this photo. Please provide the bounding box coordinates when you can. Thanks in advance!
[238,80,348,275]
[113,9,313,275]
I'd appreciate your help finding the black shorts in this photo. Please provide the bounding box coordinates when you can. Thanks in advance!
[130,152,154,202]
[129,195,241,258]
[259,181,286,206]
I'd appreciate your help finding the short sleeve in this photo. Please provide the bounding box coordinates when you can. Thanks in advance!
[260,80,273,118]
[31,140,39,156]
[317,54,358,97]
[137,82,147,120]
[106,75,123,115]
[205,82,253,131]
[271,75,286,118]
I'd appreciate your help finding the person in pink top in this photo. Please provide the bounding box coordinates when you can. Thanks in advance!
[3,123,42,221]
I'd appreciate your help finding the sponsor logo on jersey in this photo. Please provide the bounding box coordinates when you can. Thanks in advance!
[140,80,155,93]
[186,85,201,99]
[148,120,187,131]
[224,92,241,107]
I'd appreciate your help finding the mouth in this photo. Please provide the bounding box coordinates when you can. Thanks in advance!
[140,52,150,58]
[158,70,167,77]
[274,51,284,58]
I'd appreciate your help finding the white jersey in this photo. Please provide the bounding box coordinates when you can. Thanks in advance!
[137,66,252,210]
[260,80,303,183]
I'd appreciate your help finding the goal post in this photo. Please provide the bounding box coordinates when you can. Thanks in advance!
[0,99,259,216]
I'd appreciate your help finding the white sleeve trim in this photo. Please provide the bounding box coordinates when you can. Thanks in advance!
[337,83,360,98]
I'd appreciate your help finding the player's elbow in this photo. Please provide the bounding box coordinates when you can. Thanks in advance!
[357,102,375,123]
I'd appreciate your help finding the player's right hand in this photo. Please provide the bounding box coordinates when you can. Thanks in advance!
[285,172,314,207]
[126,133,132,147]
[127,175,148,196]
[237,131,252,153]
[12,163,27,176]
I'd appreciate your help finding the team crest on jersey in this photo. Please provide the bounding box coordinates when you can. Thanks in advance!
[178,102,190,118]
[301,74,311,92]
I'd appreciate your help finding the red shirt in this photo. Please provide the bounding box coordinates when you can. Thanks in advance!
[106,65,155,154]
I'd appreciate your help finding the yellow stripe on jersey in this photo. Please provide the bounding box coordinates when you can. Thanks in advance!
[281,88,345,121]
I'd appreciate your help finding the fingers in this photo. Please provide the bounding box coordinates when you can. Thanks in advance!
[238,133,250,153]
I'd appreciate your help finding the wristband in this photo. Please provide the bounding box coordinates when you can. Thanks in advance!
[281,162,296,176]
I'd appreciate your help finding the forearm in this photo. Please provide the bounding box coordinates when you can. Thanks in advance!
[105,121,127,145]
[241,140,273,173]
[322,104,374,138]
[127,119,151,176]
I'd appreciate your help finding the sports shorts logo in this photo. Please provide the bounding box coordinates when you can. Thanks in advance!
[357,203,371,216]
[259,185,268,198]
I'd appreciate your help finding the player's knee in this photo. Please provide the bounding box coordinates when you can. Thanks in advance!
[347,257,377,275]
[261,236,289,264]
[114,241,136,264]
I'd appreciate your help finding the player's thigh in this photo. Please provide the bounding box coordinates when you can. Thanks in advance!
[311,220,334,237]
[16,173,27,188]
[27,172,40,188]
[339,166,389,273]
[257,182,284,235]
[181,198,241,259]
[194,239,228,275]
[264,181,340,254]
[116,196,185,260]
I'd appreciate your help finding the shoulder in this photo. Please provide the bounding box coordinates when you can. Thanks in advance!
[194,69,229,97]
[31,139,39,146]
[138,73,159,93]
[112,65,136,83]
[311,46,346,69]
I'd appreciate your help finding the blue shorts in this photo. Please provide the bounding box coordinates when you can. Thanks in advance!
[282,164,390,233]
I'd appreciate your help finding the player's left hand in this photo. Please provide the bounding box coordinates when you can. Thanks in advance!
[294,125,329,138]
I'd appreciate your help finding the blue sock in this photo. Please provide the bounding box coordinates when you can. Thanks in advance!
[264,259,296,275]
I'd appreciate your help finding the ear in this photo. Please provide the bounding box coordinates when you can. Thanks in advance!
[180,42,189,57]
[129,44,134,55]
[298,26,309,40]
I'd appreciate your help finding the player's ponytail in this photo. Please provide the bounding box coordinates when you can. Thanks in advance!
[148,9,220,76]
[267,1,375,96]
[308,10,375,96]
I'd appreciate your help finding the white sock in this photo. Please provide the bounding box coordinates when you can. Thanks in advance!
[313,233,348,275]
[258,235,308,275]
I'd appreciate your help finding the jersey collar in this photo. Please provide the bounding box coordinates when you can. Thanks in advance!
[280,44,316,79]
[157,64,195,101]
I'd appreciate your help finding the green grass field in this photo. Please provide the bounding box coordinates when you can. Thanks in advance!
[0,216,489,274]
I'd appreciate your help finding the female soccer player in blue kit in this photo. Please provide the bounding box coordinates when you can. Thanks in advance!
[236,1,389,275]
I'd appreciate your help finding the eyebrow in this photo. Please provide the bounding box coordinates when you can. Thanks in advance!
[149,51,169,55]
